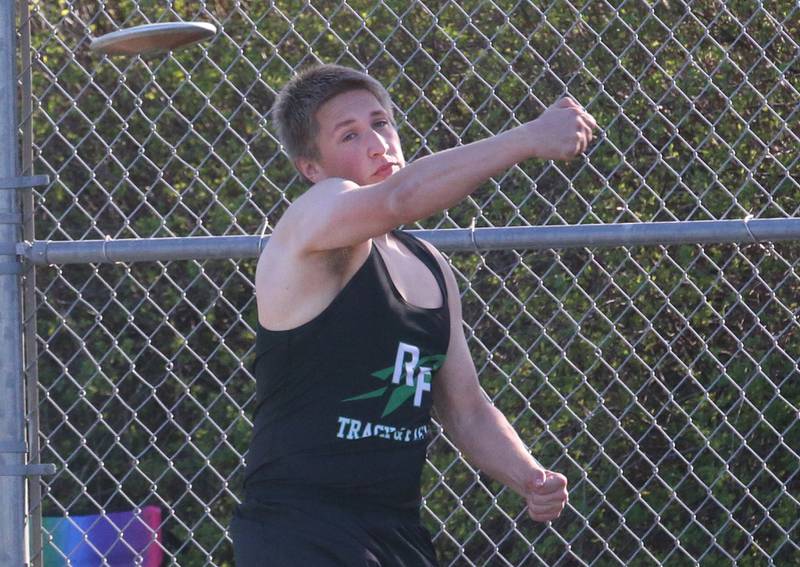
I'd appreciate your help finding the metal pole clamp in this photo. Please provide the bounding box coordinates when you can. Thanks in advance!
[0,441,57,476]
[0,174,49,190]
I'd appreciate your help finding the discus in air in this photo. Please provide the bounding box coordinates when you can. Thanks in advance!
[90,22,217,56]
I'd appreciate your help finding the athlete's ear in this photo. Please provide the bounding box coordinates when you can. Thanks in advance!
[295,157,321,184]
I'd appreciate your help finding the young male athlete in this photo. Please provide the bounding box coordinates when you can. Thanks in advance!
[231,64,597,565]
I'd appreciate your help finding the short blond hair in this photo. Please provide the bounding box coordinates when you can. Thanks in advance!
[271,64,394,162]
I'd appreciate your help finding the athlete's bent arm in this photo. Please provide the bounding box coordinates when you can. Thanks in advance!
[428,245,568,523]
[279,98,596,254]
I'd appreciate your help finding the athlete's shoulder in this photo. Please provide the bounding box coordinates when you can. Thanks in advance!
[265,178,363,254]
[283,177,360,221]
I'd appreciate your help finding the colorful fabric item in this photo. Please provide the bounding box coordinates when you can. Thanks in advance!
[43,505,162,567]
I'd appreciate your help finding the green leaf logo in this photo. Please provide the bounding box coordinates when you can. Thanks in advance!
[342,348,446,417]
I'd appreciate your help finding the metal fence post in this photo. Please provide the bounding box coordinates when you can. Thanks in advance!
[0,0,27,565]
[17,0,44,561]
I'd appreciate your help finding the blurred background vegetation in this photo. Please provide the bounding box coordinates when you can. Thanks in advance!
[22,0,798,565]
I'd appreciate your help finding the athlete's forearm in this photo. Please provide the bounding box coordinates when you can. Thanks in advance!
[385,127,532,225]
[384,98,596,226]
[446,400,545,498]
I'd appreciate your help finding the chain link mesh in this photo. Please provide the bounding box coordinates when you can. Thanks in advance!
[22,0,799,565]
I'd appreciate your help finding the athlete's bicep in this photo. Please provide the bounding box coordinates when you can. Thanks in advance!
[277,177,404,253]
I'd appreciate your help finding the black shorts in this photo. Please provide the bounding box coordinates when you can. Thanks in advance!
[230,498,440,566]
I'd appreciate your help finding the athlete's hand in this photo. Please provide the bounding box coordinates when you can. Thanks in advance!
[524,468,569,523]
[526,97,597,161]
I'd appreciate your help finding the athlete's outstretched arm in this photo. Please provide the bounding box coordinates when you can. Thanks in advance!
[276,98,596,254]
[426,243,568,523]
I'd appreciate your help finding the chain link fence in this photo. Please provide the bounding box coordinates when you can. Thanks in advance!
[17,0,799,565]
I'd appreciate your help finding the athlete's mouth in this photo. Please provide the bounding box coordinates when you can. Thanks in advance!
[374,163,396,177]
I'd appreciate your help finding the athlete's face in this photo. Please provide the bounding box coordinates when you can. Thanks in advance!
[298,89,405,186]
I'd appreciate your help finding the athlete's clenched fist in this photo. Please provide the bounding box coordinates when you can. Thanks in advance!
[524,468,569,523]
[526,96,598,161]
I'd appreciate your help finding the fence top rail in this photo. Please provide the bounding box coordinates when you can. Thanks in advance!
[19,218,800,265]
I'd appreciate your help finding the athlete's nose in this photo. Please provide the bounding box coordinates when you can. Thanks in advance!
[366,128,389,158]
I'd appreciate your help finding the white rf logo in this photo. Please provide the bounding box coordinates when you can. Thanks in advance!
[391,342,432,407]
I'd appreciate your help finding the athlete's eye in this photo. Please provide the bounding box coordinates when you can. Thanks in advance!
[373,120,389,129]
[342,132,357,142]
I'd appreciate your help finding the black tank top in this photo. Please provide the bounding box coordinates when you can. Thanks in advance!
[243,230,450,514]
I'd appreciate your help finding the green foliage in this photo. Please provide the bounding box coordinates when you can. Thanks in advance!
[26,0,799,565]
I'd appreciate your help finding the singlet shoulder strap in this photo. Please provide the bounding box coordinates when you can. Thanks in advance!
[390,229,449,306]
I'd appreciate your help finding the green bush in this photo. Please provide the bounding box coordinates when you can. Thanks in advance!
[27,0,798,565]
